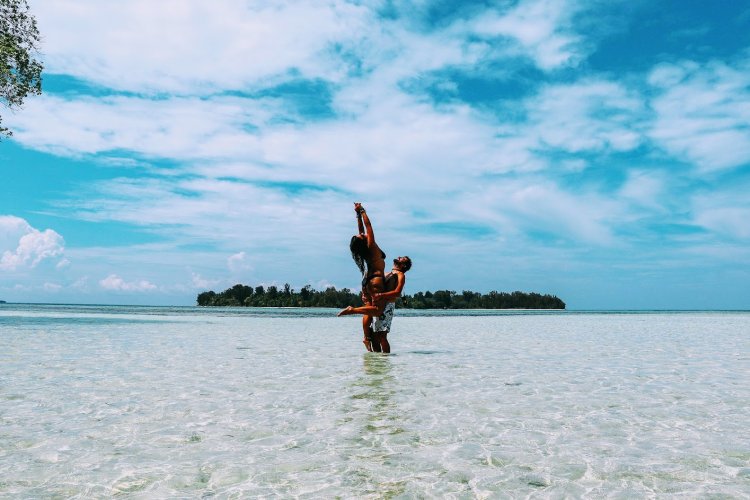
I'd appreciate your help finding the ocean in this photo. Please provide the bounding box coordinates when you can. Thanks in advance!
[1,304,749,497]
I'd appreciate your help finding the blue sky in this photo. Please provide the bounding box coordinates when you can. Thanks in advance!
[2,0,749,309]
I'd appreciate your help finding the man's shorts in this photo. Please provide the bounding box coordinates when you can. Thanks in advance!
[373,302,395,333]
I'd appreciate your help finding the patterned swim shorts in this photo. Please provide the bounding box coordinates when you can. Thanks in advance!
[373,302,395,333]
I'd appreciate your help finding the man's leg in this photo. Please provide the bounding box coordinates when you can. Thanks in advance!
[373,331,390,353]
[362,315,380,352]
[369,321,382,352]
[372,303,394,353]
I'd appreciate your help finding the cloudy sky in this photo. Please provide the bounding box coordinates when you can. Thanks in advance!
[2,0,749,309]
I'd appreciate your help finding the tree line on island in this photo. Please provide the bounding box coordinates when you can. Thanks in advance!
[197,284,565,309]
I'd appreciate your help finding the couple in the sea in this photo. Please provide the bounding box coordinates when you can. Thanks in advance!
[338,203,411,353]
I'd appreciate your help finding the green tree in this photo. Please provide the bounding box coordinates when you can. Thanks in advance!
[197,283,564,310]
[196,291,216,306]
[1,0,43,138]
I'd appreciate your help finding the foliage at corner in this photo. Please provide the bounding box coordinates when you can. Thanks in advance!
[197,284,566,309]
[1,0,43,138]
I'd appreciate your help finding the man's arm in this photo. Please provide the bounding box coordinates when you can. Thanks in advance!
[374,273,405,302]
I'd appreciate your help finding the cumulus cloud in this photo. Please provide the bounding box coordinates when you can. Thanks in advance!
[99,274,157,292]
[0,216,66,271]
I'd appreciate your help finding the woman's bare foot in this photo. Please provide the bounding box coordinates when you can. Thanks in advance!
[337,306,355,316]
[362,338,373,351]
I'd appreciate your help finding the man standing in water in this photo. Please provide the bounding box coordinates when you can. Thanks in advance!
[340,254,412,353]
[370,255,411,353]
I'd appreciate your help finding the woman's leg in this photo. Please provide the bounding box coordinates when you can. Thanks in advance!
[338,304,382,316]
[361,315,373,351]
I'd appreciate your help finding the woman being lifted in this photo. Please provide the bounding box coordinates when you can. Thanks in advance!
[339,203,386,350]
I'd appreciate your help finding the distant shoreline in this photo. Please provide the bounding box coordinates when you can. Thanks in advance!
[197,284,566,309]
[1,302,749,313]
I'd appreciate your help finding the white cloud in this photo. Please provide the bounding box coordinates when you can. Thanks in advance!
[6,1,641,193]
[43,282,62,292]
[35,0,372,93]
[7,94,285,158]
[0,216,66,271]
[694,208,750,240]
[619,170,666,210]
[26,74,646,260]
[31,0,589,101]
[527,80,644,153]
[227,252,253,272]
[71,277,89,290]
[191,272,221,290]
[691,181,750,240]
[480,179,621,245]
[649,58,750,172]
[99,274,157,292]
[469,0,584,70]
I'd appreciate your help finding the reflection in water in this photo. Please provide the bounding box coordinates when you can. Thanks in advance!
[362,352,393,377]
[358,354,395,434]
[340,354,410,494]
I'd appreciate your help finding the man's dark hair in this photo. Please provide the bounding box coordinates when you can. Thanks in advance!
[401,256,412,271]
[350,235,368,276]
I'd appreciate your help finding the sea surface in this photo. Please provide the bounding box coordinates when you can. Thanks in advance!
[1,304,749,498]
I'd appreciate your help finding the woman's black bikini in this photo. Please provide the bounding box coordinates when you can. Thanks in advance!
[361,250,387,289]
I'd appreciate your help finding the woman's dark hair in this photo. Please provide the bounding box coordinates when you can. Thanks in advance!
[350,235,368,276]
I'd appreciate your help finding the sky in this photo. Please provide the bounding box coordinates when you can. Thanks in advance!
[1,0,749,309]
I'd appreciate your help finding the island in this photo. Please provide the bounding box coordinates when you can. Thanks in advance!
[197,284,565,309]
[0,300,6,304]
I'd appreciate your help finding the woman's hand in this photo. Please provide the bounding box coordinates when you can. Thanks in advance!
[354,202,363,213]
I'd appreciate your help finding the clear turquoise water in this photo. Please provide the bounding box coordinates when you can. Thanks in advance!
[1,305,749,497]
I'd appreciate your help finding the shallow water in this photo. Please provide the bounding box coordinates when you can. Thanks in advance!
[1,305,749,497]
